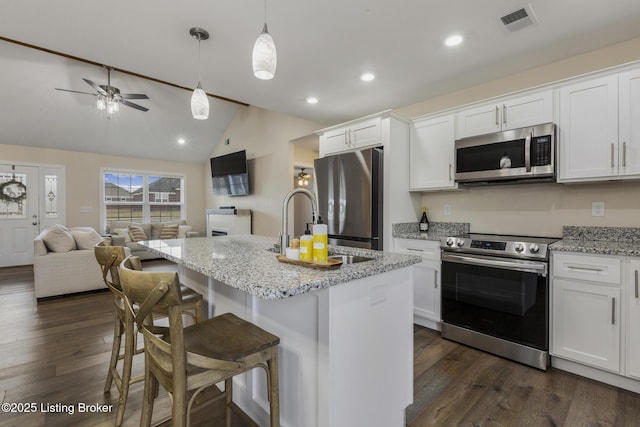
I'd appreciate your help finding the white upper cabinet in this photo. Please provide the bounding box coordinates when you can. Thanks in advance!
[558,75,619,181]
[409,114,457,191]
[618,68,640,177]
[559,67,640,182]
[319,116,382,157]
[455,91,554,139]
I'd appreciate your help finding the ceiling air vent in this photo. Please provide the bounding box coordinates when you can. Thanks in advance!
[500,4,538,32]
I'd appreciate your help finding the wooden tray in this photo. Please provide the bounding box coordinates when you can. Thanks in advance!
[276,255,342,269]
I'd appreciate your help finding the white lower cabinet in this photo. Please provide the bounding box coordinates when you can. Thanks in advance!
[552,277,621,372]
[394,238,440,329]
[627,258,640,380]
[551,252,640,392]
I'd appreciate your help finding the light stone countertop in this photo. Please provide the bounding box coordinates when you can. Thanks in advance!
[549,226,640,257]
[138,235,422,300]
[549,239,640,257]
[392,221,470,242]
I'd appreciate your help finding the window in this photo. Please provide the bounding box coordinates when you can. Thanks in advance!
[102,171,184,226]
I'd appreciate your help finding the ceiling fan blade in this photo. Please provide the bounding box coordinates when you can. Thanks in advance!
[120,93,149,100]
[55,88,97,96]
[82,78,108,96]
[121,100,149,112]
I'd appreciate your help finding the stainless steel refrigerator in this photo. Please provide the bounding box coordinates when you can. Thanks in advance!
[313,147,383,250]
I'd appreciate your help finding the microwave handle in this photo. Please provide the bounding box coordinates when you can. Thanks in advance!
[525,133,532,172]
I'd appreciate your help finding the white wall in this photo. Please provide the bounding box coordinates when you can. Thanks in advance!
[1,144,206,234]
[205,106,322,238]
[395,37,640,236]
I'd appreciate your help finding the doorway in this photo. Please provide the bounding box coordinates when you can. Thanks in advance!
[0,163,66,267]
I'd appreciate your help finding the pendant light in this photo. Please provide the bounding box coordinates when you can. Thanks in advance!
[252,0,277,80]
[190,27,210,120]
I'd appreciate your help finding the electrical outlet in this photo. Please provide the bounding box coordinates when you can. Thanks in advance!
[444,204,452,216]
[592,201,605,217]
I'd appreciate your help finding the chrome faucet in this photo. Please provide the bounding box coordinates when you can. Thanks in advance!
[280,187,318,255]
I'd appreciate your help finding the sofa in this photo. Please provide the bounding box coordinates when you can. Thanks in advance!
[34,225,109,299]
[106,220,199,260]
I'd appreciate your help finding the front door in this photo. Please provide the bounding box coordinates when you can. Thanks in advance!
[0,164,65,267]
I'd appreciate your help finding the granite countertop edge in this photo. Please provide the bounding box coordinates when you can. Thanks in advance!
[549,240,640,257]
[139,235,422,300]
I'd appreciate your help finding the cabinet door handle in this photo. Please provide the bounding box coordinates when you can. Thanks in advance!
[635,270,638,299]
[611,143,615,168]
[503,104,507,126]
[449,163,452,181]
[434,269,438,289]
[623,141,627,167]
[406,248,425,253]
[611,297,616,325]
[495,106,499,126]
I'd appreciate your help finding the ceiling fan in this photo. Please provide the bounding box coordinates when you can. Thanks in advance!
[55,66,149,113]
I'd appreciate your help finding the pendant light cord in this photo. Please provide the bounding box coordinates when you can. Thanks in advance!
[197,36,202,83]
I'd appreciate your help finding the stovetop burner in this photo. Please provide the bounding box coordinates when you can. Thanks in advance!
[440,233,559,260]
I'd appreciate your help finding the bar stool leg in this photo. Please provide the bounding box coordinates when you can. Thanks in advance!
[104,314,123,393]
[267,347,280,427]
[225,378,233,427]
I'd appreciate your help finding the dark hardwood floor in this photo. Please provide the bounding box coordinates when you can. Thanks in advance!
[1,264,639,426]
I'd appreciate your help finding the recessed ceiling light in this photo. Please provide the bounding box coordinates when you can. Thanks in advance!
[306,97,318,104]
[360,72,375,82]
[444,34,463,47]
[177,138,186,145]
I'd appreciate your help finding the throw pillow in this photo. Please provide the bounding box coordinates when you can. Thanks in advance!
[42,225,77,253]
[159,224,179,239]
[112,228,132,243]
[177,225,192,238]
[71,228,104,250]
[128,225,148,242]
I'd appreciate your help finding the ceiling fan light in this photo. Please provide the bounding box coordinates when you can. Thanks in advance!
[191,82,209,120]
[252,24,277,80]
[96,96,106,111]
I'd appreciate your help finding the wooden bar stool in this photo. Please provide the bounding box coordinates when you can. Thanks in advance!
[94,241,203,426]
[118,255,280,427]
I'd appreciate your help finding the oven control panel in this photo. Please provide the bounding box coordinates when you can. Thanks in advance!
[470,240,506,251]
[441,234,557,260]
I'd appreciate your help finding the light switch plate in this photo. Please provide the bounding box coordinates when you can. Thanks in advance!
[592,201,605,217]
[444,204,451,216]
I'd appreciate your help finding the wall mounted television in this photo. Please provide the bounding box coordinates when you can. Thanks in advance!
[210,150,250,196]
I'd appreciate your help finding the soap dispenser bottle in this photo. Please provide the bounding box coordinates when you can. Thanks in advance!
[312,216,328,264]
[300,223,314,262]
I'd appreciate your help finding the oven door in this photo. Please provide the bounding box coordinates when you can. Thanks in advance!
[441,252,548,351]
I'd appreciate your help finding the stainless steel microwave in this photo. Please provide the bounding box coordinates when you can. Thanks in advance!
[454,123,556,185]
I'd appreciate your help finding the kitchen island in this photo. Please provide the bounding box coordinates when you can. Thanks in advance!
[138,235,421,427]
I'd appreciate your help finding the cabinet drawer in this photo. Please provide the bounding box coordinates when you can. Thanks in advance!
[394,238,440,261]
[552,252,621,284]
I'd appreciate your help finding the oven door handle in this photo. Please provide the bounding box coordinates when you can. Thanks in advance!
[442,252,547,276]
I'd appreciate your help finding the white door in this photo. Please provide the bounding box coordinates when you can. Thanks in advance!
[558,75,619,181]
[0,165,39,267]
[0,163,65,267]
[552,278,621,372]
[628,259,640,380]
[410,115,456,190]
[619,68,640,177]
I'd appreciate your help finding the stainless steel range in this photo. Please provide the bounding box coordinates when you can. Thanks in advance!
[440,233,559,370]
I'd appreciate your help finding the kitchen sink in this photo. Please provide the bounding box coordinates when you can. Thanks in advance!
[328,255,374,264]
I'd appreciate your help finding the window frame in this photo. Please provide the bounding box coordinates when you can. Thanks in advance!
[101,168,186,232]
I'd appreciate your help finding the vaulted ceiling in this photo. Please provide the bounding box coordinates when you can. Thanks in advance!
[2,0,640,163]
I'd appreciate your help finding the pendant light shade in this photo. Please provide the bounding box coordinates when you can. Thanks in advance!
[190,27,210,120]
[191,82,209,120]
[253,23,277,80]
